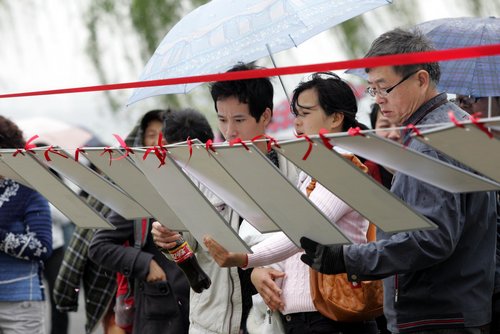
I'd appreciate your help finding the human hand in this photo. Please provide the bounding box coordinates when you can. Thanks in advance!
[300,237,346,275]
[151,221,182,250]
[146,259,167,282]
[251,267,285,312]
[203,235,247,267]
[341,153,368,173]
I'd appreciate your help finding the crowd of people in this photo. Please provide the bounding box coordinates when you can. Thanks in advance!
[0,26,498,334]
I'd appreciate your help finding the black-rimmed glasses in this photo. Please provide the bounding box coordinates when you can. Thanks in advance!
[365,70,419,98]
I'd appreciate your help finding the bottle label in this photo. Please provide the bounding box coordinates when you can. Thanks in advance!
[169,241,194,263]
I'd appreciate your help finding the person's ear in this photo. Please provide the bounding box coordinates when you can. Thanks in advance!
[330,112,344,131]
[261,108,272,126]
[417,70,430,88]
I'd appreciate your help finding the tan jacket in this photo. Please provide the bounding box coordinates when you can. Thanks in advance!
[184,153,299,334]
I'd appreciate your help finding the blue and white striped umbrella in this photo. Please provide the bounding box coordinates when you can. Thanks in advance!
[416,16,500,97]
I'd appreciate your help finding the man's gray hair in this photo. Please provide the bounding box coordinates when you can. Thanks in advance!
[364,28,441,86]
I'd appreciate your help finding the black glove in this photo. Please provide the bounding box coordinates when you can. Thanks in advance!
[300,236,346,275]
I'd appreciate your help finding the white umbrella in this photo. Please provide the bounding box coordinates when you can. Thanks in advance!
[128,0,393,105]
[15,117,105,150]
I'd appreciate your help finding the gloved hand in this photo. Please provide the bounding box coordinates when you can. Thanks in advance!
[300,236,346,275]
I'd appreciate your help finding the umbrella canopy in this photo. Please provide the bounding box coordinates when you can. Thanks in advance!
[15,117,105,150]
[128,0,393,105]
[416,16,500,97]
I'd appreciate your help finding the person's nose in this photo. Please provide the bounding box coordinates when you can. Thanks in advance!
[387,128,401,142]
[225,120,238,140]
[293,117,302,131]
[375,94,386,105]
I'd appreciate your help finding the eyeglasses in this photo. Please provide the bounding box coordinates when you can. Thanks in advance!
[450,96,482,106]
[365,70,419,98]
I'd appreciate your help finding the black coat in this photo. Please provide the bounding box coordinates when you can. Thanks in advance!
[89,212,190,334]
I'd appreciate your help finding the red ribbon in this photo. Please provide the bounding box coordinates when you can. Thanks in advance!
[347,127,365,137]
[186,137,193,164]
[13,135,39,156]
[205,139,216,156]
[405,124,423,137]
[75,147,85,162]
[251,134,280,153]
[318,128,334,150]
[448,111,465,128]
[469,112,494,139]
[229,138,250,151]
[44,146,69,162]
[143,146,167,167]
[403,124,424,148]
[156,132,164,147]
[1,44,499,99]
[100,147,114,165]
[112,134,134,161]
[295,134,314,160]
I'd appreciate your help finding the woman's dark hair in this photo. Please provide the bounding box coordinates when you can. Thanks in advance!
[209,63,274,122]
[163,108,214,143]
[0,116,25,148]
[369,103,381,129]
[140,109,165,134]
[291,72,359,131]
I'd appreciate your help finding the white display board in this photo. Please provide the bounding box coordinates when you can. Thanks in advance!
[0,158,31,187]
[327,132,500,193]
[208,142,351,247]
[82,148,186,230]
[0,150,114,229]
[415,119,500,183]
[131,148,250,253]
[168,141,279,233]
[277,139,436,233]
[31,147,150,220]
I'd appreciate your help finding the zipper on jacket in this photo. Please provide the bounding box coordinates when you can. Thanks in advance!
[394,274,399,303]
[227,263,235,333]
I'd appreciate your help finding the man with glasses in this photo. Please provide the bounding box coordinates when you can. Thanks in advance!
[300,28,497,333]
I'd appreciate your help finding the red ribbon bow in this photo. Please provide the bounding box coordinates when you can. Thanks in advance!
[143,134,168,167]
[448,111,465,128]
[75,147,85,162]
[143,146,167,167]
[403,124,424,148]
[405,124,423,137]
[186,137,193,164]
[100,147,114,165]
[449,111,493,138]
[112,134,134,161]
[44,146,68,162]
[13,135,39,156]
[205,139,216,156]
[318,128,334,150]
[469,112,494,139]
[251,134,280,153]
[347,127,365,137]
[295,134,314,160]
[229,138,249,151]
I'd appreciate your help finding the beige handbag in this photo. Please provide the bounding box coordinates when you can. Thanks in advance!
[307,154,384,322]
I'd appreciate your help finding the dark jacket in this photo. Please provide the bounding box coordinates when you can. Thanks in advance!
[344,94,497,333]
[89,212,190,334]
[54,226,116,334]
